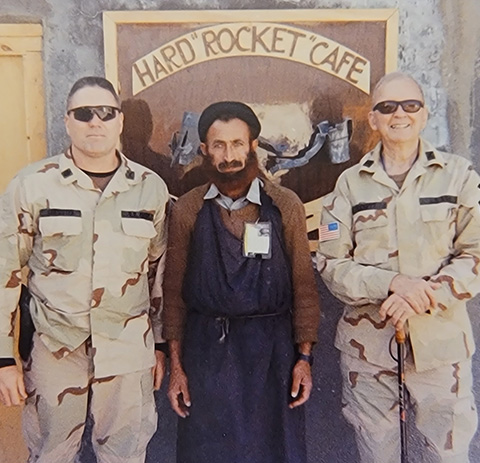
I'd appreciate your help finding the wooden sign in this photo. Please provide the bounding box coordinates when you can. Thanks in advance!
[130,22,371,95]
[104,9,398,241]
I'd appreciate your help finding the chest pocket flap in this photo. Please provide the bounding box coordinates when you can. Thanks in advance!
[121,211,156,238]
[351,201,389,264]
[352,201,388,231]
[420,196,457,222]
[121,211,157,274]
[39,209,82,236]
[38,209,82,271]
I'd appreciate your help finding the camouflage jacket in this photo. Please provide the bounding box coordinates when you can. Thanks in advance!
[0,150,169,378]
[317,139,480,372]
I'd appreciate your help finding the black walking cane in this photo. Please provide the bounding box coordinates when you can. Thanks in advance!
[395,328,408,463]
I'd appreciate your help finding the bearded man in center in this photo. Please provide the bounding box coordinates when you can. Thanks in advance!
[162,101,321,463]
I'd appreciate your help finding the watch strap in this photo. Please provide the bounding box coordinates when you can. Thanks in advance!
[297,352,313,365]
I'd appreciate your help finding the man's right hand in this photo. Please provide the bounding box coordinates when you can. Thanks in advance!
[0,365,27,406]
[167,364,191,418]
[387,274,440,314]
[379,293,418,330]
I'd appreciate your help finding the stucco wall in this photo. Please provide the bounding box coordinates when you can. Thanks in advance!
[1,1,479,463]
[0,0,478,159]
[439,0,480,162]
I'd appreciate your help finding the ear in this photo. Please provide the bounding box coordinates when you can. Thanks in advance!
[251,139,259,151]
[367,111,378,131]
[200,142,207,156]
[64,114,71,136]
[419,106,429,131]
[118,111,124,135]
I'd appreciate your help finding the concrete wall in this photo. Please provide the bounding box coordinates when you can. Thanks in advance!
[1,1,479,462]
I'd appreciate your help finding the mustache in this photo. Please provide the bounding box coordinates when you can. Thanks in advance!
[217,159,244,171]
[204,150,260,198]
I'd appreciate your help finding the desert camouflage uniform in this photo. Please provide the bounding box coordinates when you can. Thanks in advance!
[0,150,169,462]
[317,139,480,462]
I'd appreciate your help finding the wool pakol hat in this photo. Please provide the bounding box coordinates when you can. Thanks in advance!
[198,101,261,142]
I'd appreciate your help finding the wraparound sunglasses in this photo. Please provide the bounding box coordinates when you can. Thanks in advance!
[67,106,121,122]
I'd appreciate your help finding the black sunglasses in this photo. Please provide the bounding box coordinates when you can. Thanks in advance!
[68,106,121,122]
[373,100,424,114]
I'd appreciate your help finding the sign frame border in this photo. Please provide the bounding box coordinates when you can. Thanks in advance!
[103,8,399,93]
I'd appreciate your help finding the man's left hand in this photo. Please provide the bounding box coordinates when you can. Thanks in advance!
[387,274,440,314]
[152,350,166,390]
[289,360,312,409]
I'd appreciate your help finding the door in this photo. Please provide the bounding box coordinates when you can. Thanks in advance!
[0,23,46,463]
[0,24,46,192]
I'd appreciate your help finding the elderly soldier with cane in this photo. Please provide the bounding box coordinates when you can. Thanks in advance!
[317,71,480,462]
[163,101,320,463]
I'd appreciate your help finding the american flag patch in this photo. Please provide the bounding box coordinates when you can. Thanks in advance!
[319,221,340,242]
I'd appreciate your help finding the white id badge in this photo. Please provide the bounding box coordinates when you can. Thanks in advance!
[243,222,272,259]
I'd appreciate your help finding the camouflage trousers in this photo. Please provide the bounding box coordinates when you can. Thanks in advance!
[341,352,478,463]
[22,333,157,463]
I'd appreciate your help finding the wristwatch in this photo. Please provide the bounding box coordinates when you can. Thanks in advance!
[297,352,314,366]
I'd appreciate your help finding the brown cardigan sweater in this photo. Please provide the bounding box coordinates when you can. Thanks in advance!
[162,179,320,343]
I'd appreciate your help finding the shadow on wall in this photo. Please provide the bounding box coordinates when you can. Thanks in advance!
[121,99,209,198]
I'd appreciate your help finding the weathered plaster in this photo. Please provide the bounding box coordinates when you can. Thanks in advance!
[440,0,480,160]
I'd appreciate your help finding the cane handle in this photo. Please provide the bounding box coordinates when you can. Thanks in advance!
[395,328,406,344]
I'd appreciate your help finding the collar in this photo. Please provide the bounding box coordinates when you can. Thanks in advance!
[359,138,446,175]
[204,177,263,211]
[58,148,144,194]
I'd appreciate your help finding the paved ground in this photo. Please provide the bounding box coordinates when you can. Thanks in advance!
[80,276,480,463]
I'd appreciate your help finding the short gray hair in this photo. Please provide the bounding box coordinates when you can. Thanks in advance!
[371,72,425,106]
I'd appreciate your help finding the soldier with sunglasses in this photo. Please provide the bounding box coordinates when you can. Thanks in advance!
[317,72,480,462]
[0,76,169,463]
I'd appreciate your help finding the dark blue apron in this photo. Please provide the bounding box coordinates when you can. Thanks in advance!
[177,189,306,463]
